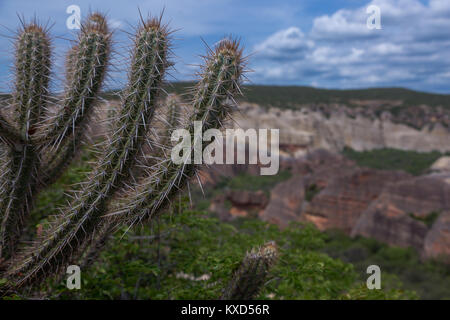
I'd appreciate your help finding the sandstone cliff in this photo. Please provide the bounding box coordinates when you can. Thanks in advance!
[232,103,450,155]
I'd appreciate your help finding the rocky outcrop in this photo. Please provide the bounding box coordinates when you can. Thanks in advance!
[209,190,268,221]
[302,169,411,233]
[351,173,450,252]
[430,156,450,172]
[258,175,305,228]
[423,211,450,261]
[232,103,450,155]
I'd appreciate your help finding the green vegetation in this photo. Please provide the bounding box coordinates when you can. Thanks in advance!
[195,171,450,300]
[192,171,291,211]
[227,170,291,192]
[342,147,449,175]
[42,207,415,300]
[408,211,441,228]
[323,230,450,300]
[305,184,322,202]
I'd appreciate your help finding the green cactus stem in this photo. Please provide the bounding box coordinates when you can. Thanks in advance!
[221,241,278,300]
[38,13,112,187]
[0,23,51,259]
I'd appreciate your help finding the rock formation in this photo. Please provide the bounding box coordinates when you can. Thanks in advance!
[232,103,450,155]
[352,173,450,253]
[430,156,450,172]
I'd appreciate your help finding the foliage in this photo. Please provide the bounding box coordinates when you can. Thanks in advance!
[323,230,450,300]
[227,171,291,192]
[305,184,322,202]
[42,210,414,300]
[189,170,449,300]
[342,147,449,175]
[408,211,440,228]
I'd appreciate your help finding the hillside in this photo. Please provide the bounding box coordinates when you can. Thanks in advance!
[167,82,450,109]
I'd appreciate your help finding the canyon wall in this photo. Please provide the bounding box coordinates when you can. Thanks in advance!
[232,103,450,155]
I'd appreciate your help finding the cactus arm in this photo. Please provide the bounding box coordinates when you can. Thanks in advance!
[114,39,244,227]
[6,18,169,288]
[14,25,51,140]
[37,13,111,187]
[0,24,51,259]
[221,242,278,300]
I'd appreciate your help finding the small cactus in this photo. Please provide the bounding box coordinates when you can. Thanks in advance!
[221,241,278,300]
[0,11,250,297]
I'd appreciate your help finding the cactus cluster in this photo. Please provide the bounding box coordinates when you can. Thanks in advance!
[0,12,276,299]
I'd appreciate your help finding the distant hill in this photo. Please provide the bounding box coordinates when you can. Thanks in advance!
[166,82,450,110]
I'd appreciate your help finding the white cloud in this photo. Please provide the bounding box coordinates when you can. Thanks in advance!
[254,27,313,60]
[311,8,374,40]
[251,0,450,92]
[372,43,403,55]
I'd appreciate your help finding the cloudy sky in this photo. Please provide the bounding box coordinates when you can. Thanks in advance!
[0,0,449,93]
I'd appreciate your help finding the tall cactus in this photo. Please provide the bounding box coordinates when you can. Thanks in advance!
[0,12,248,297]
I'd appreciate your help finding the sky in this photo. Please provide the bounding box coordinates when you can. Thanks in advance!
[0,0,449,93]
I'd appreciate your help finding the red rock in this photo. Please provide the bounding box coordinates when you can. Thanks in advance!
[209,190,268,221]
[352,173,450,253]
[423,210,450,262]
[259,175,305,228]
[302,169,411,233]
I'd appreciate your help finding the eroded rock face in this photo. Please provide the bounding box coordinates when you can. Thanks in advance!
[351,198,430,250]
[209,190,268,221]
[430,156,450,172]
[302,169,411,233]
[352,173,450,252]
[258,175,305,228]
[423,211,450,262]
[232,103,450,154]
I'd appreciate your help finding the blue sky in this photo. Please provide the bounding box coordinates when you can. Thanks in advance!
[1,0,449,93]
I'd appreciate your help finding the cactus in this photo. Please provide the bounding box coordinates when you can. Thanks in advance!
[0,12,247,297]
[221,241,278,300]
[0,23,52,259]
